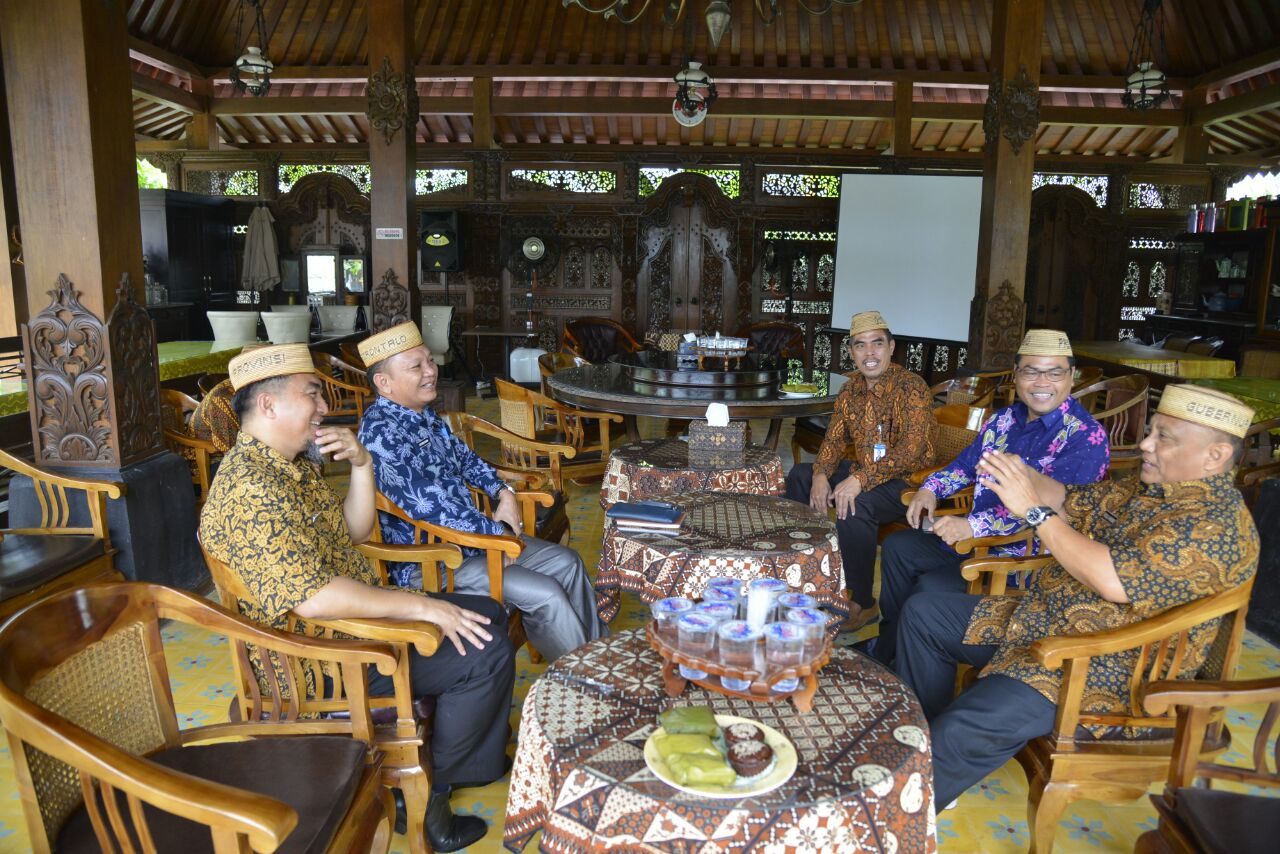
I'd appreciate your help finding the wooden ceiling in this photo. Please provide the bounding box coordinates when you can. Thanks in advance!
[126,0,1280,162]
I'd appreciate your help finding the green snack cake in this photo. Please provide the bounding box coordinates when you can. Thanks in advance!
[667,754,738,787]
[653,733,720,762]
[657,705,719,737]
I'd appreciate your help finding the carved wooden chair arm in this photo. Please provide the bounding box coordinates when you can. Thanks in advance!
[1142,676,1280,716]
[0,447,125,498]
[354,541,463,591]
[1031,582,1254,669]
[306,616,442,658]
[452,413,579,459]
[953,528,1035,556]
[161,428,220,455]
[959,555,1055,583]
[1241,460,1280,487]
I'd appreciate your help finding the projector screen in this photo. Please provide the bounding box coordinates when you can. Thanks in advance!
[831,174,982,342]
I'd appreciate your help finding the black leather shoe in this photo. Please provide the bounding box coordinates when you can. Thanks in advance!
[392,788,407,836]
[425,788,487,852]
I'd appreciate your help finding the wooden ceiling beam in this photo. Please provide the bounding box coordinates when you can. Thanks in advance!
[132,71,204,114]
[211,95,369,116]
[128,35,205,79]
[1191,45,1280,91]
[1193,82,1280,125]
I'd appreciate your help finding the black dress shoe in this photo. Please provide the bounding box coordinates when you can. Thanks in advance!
[425,788,487,852]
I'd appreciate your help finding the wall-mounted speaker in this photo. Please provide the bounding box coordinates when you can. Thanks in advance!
[419,209,462,273]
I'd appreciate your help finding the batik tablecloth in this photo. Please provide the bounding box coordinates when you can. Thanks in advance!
[600,439,786,509]
[595,491,848,630]
[503,629,937,854]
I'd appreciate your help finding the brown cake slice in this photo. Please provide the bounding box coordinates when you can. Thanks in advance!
[727,738,774,778]
[723,721,765,748]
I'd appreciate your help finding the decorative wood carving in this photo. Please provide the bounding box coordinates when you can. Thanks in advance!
[699,233,724,332]
[983,65,1040,155]
[968,280,1025,370]
[367,55,418,146]
[370,267,411,331]
[144,152,185,190]
[23,274,114,464]
[619,217,639,327]
[648,239,673,334]
[275,173,371,254]
[106,273,164,464]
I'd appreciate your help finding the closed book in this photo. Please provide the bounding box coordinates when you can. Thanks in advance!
[606,500,684,525]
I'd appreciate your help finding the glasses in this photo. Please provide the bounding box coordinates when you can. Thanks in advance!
[1015,367,1070,382]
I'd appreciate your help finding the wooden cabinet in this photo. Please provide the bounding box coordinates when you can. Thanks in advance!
[1172,229,1267,319]
[144,302,191,343]
[139,190,237,340]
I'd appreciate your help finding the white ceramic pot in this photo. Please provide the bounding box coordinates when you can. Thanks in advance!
[262,312,312,344]
[207,311,260,346]
[317,305,359,333]
[509,346,548,383]
[270,304,311,315]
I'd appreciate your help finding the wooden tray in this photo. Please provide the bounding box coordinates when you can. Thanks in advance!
[645,621,831,712]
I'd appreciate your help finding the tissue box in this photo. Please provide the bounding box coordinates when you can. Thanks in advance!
[688,420,746,452]
[688,448,746,470]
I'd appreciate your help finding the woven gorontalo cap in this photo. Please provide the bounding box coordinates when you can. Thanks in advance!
[1156,384,1255,439]
[1017,329,1073,358]
[357,321,423,366]
[849,311,890,338]
[228,343,315,391]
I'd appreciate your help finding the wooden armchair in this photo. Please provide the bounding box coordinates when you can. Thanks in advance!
[1238,415,1280,509]
[316,351,371,387]
[447,412,575,544]
[340,341,368,371]
[374,488,553,663]
[196,372,229,396]
[0,449,125,621]
[1013,580,1254,854]
[1136,675,1280,854]
[737,320,806,362]
[203,541,454,854]
[494,379,622,484]
[0,582,393,854]
[929,376,997,409]
[313,361,374,423]
[562,317,644,363]
[1075,374,1150,468]
[159,388,220,507]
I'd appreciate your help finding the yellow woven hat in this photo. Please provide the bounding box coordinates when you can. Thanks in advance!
[228,343,315,391]
[850,311,890,337]
[357,321,423,366]
[1017,329,1073,358]
[1156,384,1255,439]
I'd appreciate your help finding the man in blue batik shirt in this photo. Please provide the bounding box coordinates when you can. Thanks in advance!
[871,329,1110,665]
[356,322,606,661]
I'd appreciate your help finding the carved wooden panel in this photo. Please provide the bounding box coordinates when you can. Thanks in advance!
[107,274,164,464]
[370,268,410,331]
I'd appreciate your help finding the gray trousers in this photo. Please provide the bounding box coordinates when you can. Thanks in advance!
[455,535,607,661]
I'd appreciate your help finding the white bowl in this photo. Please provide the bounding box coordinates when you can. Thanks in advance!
[262,313,312,344]
[206,311,260,345]
[270,304,312,315]
[317,305,359,333]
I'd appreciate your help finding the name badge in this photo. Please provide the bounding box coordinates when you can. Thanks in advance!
[872,443,887,462]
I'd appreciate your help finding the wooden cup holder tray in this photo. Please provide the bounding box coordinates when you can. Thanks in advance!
[645,621,831,712]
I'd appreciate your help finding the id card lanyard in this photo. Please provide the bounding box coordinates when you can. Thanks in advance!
[873,423,887,462]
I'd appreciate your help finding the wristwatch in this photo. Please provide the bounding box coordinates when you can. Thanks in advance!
[1024,506,1058,528]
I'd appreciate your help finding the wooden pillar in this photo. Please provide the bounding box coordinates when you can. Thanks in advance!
[366,0,418,332]
[1167,86,1209,165]
[968,0,1046,370]
[0,0,164,468]
[0,59,25,337]
[890,81,913,156]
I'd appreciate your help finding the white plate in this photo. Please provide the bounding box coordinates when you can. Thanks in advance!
[643,713,797,799]
[779,390,818,399]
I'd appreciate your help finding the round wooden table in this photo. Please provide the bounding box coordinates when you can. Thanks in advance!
[595,491,848,632]
[545,360,841,450]
[600,438,786,509]
[503,629,938,854]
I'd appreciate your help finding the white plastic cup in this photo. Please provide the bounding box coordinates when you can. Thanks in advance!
[746,577,788,630]
[651,597,694,640]
[718,620,761,692]
[701,585,741,617]
[785,607,828,660]
[777,592,817,612]
[677,612,717,680]
[695,601,736,628]
[764,621,805,693]
[706,576,743,595]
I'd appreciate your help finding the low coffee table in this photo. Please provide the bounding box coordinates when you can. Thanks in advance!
[595,491,848,632]
[599,438,786,509]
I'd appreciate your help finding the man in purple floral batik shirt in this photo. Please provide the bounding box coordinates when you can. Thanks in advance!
[870,329,1109,665]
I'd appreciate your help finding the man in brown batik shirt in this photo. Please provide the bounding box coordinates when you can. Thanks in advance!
[784,310,936,628]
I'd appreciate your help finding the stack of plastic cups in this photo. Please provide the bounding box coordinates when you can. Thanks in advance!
[764,621,806,693]
[776,592,817,613]
[745,577,789,630]
[702,585,741,618]
[718,620,761,692]
[651,597,694,641]
[676,612,718,680]
[785,607,828,660]
[706,576,743,597]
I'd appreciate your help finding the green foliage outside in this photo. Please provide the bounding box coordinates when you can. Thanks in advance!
[137,158,167,189]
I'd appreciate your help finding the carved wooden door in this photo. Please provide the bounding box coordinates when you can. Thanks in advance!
[1024,187,1113,341]
[637,180,738,336]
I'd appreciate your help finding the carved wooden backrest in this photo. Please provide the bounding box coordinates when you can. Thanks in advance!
[1075,374,1150,453]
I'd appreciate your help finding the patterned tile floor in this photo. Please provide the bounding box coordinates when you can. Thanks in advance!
[1,400,1276,853]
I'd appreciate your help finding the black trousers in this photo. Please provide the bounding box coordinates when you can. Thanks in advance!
[895,591,1056,806]
[784,460,908,609]
[873,527,968,665]
[366,591,515,788]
